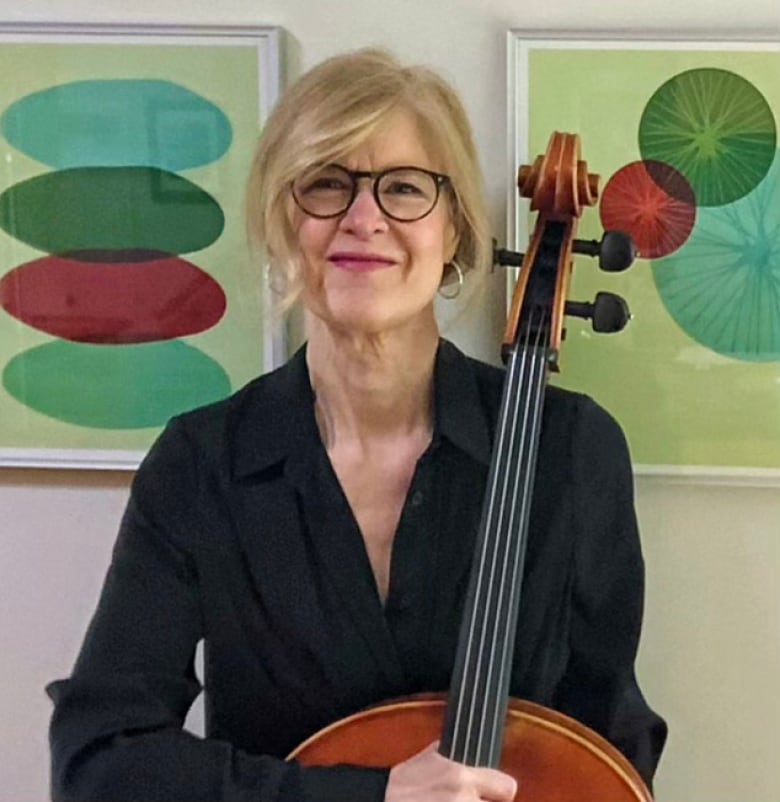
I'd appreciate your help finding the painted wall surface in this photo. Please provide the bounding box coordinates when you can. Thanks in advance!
[1,1,778,801]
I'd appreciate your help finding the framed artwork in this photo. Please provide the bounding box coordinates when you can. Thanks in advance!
[0,23,284,469]
[509,31,780,482]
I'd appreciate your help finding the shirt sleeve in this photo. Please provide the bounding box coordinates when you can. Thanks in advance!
[551,397,667,789]
[47,417,389,802]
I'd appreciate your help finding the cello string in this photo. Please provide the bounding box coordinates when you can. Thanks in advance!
[473,308,548,764]
[446,333,524,760]
[456,305,549,765]
[470,316,529,762]
[484,319,549,763]
[471,334,528,764]
[447,332,524,759]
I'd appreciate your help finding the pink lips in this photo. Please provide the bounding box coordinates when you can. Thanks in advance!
[327,251,396,272]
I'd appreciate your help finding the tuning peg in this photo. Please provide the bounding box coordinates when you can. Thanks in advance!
[493,239,524,267]
[572,231,637,272]
[565,291,631,333]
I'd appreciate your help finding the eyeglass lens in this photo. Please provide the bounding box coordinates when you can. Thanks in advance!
[293,165,441,221]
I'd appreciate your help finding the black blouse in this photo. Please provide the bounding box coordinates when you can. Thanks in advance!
[48,340,666,801]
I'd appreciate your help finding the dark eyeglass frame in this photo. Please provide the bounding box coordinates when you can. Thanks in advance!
[291,163,451,222]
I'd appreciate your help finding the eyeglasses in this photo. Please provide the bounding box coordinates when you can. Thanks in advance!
[291,164,450,222]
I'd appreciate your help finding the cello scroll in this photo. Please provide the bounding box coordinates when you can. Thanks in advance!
[498,131,636,369]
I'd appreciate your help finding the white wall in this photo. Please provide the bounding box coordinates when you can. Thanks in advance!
[635,478,780,801]
[1,1,779,800]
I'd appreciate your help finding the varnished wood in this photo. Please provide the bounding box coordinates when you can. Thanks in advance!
[290,695,653,802]
[504,132,599,356]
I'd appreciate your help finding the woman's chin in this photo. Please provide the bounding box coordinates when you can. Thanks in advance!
[313,303,433,339]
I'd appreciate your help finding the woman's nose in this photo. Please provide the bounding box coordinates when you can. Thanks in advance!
[339,187,388,235]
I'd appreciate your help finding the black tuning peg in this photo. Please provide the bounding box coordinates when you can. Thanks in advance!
[572,231,637,272]
[492,238,524,267]
[565,291,631,333]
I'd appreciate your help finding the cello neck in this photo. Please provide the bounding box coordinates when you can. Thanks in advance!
[440,331,550,767]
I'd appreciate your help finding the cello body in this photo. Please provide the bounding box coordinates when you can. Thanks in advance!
[290,695,652,801]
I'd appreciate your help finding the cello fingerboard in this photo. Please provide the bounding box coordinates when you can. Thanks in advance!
[441,333,550,767]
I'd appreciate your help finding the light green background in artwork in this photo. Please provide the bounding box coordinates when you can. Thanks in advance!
[0,39,269,453]
[518,43,780,470]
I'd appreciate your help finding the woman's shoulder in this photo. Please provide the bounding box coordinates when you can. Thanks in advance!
[445,341,629,462]
[140,348,314,480]
[181,350,307,426]
[448,341,612,423]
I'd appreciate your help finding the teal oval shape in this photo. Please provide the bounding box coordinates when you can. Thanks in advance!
[1,79,232,170]
[0,167,224,255]
[2,340,232,429]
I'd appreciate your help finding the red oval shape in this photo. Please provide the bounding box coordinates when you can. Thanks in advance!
[0,254,226,343]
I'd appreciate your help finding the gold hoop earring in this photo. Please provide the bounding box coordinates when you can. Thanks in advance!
[438,261,463,300]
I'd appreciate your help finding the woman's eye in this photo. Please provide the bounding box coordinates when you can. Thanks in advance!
[384,180,424,196]
[305,177,349,193]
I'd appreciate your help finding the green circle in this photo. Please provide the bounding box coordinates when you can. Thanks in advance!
[639,68,776,207]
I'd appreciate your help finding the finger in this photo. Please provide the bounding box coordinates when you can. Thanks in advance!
[473,767,517,801]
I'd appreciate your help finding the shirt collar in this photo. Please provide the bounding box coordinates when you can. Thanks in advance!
[231,345,317,479]
[231,338,493,479]
[433,339,493,465]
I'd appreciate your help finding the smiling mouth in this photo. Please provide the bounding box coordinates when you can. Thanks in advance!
[328,253,396,272]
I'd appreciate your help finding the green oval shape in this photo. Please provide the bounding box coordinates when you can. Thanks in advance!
[2,340,232,429]
[0,167,224,255]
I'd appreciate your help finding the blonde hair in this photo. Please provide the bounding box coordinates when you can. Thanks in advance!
[247,48,491,309]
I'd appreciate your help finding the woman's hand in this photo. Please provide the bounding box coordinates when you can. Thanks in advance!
[386,742,517,801]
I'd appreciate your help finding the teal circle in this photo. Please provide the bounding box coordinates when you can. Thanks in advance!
[652,149,780,362]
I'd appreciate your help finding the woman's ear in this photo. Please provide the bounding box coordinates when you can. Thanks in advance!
[444,218,460,264]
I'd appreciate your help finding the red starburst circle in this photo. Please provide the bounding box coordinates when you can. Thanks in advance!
[600,160,696,258]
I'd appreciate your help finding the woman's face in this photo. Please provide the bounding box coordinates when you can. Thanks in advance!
[293,109,458,337]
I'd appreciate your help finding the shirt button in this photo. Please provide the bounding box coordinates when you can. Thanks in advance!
[410,491,424,507]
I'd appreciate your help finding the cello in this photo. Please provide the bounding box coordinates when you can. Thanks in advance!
[289,132,651,801]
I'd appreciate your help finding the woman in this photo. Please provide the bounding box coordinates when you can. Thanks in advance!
[48,49,666,801]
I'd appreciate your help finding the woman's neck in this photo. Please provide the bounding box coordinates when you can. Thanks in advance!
[305,314,440,449]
